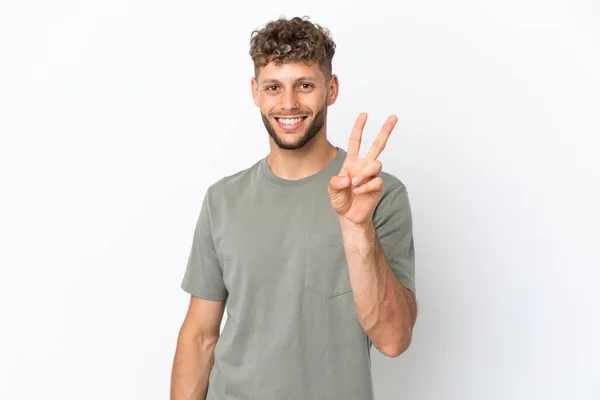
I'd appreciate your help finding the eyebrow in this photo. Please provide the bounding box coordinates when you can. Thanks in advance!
[260,76,319,85]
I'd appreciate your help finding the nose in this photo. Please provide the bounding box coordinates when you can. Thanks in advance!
[280,89,299,111]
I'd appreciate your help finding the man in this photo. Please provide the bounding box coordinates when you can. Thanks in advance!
[171,16,417,400]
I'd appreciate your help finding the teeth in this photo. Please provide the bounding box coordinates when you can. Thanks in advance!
[278,117,304,125]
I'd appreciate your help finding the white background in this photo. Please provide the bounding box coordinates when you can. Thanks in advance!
[1,0,599,399]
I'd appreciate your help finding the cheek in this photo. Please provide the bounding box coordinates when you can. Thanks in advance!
[261,94,278,106]
[307,92,327,107]
[256,98,274,113]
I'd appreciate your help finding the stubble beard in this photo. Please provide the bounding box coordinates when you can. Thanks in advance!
[261,101,328,151]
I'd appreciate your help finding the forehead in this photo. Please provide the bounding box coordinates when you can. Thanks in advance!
[257,61,325,83]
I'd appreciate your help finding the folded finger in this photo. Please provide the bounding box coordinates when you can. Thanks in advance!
[351,160,383,187]
[330,175,351,191]
[353,176,384,194]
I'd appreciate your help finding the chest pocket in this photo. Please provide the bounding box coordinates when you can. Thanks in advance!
[304,233,352,299]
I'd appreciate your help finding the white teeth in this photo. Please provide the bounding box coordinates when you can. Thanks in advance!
[278,117,304,125]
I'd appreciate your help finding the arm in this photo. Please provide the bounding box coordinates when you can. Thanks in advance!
[327,113,417,358]
[171,295,226,400]
[338,217,417,358]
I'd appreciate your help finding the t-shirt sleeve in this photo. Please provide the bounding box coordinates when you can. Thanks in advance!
[181,187,229,301]
[373,183,416,294]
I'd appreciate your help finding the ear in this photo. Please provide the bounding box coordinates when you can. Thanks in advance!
[327,74,339,106]
[251,77,259,107]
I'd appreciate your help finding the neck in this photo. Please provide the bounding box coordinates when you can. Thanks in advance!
[266,135,338,181]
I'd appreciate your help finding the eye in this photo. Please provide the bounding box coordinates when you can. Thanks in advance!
[265,85,278,91]
[299,83,314,90]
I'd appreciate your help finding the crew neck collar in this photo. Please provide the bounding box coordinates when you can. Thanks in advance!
[259,147,346,187]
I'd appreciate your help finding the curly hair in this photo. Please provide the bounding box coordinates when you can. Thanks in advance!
[249,16,336,78]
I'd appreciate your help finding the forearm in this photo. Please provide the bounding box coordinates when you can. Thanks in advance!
[338,217,413,357]
[171,334,218,400]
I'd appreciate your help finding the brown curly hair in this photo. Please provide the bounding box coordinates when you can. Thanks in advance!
[249,16,336,78]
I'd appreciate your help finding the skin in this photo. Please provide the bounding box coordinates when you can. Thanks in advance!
[329,112,418,356]
[171,297,226,400]
[251,61,340,181]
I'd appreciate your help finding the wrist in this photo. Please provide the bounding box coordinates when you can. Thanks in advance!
[337,216,373,233]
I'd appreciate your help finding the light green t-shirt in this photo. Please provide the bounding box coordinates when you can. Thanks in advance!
[181,147,416,400]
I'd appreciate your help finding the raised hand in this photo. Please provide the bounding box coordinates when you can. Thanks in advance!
[328,112,398,225]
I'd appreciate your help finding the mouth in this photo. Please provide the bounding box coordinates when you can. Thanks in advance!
[274,116,308,131]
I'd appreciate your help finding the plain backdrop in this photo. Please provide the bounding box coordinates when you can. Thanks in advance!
[1,0,599,399]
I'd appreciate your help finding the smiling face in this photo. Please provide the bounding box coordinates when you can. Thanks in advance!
[252,61,339,150]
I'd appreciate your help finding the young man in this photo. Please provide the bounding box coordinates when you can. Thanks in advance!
[171,16,417,400]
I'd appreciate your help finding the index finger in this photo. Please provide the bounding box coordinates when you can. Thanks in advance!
[347,112,368,158]
[365,115,398,161]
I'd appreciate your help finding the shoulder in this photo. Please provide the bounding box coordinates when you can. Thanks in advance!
[379,170,408,198]
[373,169,412,219]
[204,158,263,205]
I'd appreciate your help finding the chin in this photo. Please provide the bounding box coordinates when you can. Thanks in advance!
[275,135,309,150]
[262,111,322,150]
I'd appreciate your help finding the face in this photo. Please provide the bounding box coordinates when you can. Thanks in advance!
[252,61,338,150]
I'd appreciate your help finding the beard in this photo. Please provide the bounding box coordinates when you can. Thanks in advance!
[261,101,327,150]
